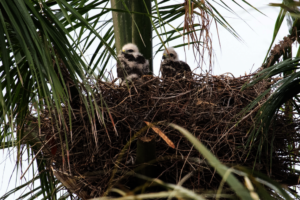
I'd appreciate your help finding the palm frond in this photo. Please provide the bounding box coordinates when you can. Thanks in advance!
[241,58,300,175]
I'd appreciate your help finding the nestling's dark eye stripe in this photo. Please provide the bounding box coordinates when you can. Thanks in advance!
[170,53,174,57]
[128,49,134,53]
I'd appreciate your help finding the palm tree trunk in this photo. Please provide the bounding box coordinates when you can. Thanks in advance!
[135,137,156,185]
[110,0,133,53]
[132,0,153,73]
[110,0,155,182]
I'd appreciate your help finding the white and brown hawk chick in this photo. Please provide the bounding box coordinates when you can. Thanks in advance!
[117,43,149,85]
[160,47,191,79]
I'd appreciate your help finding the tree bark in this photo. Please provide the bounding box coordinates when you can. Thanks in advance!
[132,0,153,73]
[110,0,133,53]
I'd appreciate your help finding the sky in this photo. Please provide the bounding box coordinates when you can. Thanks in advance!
[211,0,289,76]
[0,0,292,199]
[150,0,289,77]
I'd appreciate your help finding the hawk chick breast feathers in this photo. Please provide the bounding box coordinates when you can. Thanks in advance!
[160,47,191,79]
[117,43,149,85]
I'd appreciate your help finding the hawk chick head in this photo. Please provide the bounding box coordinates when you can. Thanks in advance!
[122,43,139,54]
[162,47,178,61]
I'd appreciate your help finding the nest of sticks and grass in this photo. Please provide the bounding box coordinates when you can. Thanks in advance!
[25,73,300,199]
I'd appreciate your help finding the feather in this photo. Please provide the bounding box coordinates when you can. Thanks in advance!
[116,43,150,85]
[160,47,191,79]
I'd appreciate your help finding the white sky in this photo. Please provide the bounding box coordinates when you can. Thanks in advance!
[0,0,292,199]
[150,0,289,77]
[211,0,289,76]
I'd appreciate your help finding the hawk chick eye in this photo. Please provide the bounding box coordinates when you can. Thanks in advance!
[128,49,134,53]
[170,53,174,57]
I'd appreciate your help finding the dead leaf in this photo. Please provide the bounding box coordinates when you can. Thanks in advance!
[108,112,118,136]
[144,121,175,149]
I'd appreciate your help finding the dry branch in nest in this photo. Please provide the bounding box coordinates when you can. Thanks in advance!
[24,74,300,199]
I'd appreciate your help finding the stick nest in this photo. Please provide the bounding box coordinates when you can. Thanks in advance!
[27,74,300,199]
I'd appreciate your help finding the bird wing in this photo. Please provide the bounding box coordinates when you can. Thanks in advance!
[117,60,126,80]
[179,61,191,72]
[170,61,183,73]
[142,59,150,75]
[170,61,191,74]
[135,54,146,64]
[178,61,192,79]
[117,54,129,80]
[123,53,149,75]
[161,60,176,78]
[135,54,148,74]
[161,60,191,78]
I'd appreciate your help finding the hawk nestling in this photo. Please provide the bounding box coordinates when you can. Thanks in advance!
[117,43,149,85]
[160,47,191,79]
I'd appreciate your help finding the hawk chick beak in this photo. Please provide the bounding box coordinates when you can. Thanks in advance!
[162,53,167,59]
[122,49,125,53]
